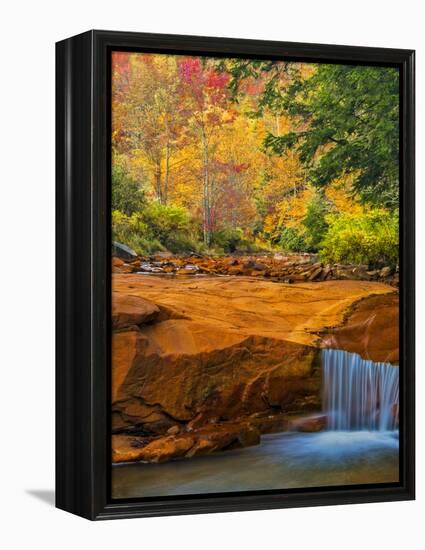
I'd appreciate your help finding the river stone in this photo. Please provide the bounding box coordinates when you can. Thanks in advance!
[112,241,138,260]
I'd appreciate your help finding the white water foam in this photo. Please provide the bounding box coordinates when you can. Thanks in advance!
[322,349,399,431]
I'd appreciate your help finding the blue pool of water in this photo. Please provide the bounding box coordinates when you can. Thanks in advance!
[112,430,399,498]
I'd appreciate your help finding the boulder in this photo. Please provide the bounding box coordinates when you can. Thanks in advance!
[308,265,323,281]
[380,266,393,278]
[138,435,195,462]
[112,422,262,463]
[112,292,159,329]
[112,256,135,274]
[112,241,138,261]
[249,412,289,433]
[291,414,328,432]
[112,434,195,463]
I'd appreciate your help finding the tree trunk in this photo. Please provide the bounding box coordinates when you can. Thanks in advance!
[164,142,170,205]
[155,160,162,204]
[201,128,211,247]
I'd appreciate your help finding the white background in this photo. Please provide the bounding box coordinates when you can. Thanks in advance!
[0,0,422,548]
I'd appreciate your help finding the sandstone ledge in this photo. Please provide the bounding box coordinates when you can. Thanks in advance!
[112,274,395,348]
[111,274,398,463]
[320,292,399,364]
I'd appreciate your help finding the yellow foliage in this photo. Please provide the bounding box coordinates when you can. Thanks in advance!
[325,173,367,215]
[112,52,375,250]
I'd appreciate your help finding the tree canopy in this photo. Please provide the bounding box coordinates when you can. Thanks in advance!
[225,60,399,208]
[111,52,399,267]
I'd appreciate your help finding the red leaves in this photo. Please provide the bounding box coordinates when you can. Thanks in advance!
[178,56,230,109]
[178,57,202,83]
[212,159,249,174]
[206,70,229,90]
[112,51,130,75]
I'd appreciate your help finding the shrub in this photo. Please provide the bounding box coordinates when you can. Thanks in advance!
[319,210,398,267]
[278,227,308,253]
[212,228,243,253]
[111,165,145,216]
[111,210,165,254]
[165,233,205,254]
[140,202,191,244]
[302,191,330,251]
[112,203,204,254]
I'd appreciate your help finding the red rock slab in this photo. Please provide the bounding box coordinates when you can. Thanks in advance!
[321,293,399,364]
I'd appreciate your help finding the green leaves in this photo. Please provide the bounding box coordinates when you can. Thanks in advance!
[302,190,330,250]
[264,131,299,153]
[319,210,399,267]
[226,60,400,209]
[111,164,145,216]
[279,64,400,208]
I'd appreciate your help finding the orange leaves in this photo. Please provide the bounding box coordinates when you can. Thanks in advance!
[111,52,365,249]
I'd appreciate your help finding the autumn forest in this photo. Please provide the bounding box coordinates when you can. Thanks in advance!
[111,52,399,267]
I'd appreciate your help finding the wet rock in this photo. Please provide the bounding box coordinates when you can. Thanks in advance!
[187,413,220,432]
[391,272,399,286]
[366,269,379,278]
[250,413,289,434]
[308,265,323,281]
[139,263,164,273]
[319,265,332,281]
[292,415,328,432]
[252,262,269,271]
[175,268,195,275]
[250,270,267,277]
[112,421,262,463]
[167,425,181,435]
[141,435,196,462]
[227,266,244,275]
[185,437,219,457]
[112,256,136,274]
[112,434,195,463]
[236,425,261,447]
[380,266,393,278]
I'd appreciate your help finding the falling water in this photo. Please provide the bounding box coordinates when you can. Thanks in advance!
[322,349,399,431]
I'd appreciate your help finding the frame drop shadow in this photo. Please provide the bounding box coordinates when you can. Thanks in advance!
[26,489,55,507]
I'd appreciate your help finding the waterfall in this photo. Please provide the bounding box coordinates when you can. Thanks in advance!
[322,349,399,431]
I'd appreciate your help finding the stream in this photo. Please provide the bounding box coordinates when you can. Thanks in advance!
[112,349,400,499]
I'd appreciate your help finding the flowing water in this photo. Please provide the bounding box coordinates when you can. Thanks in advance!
[322,349,399,431]
[112,349,400,499]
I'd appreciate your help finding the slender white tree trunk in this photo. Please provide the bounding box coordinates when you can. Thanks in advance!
[201,127,210,247]
[164,141,170,205]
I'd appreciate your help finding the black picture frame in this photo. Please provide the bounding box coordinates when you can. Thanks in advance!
[56,29,415,520]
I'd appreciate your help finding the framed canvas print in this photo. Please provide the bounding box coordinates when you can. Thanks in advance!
[56,30,415,520]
